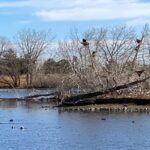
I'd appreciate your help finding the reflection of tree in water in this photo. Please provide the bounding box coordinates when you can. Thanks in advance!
[0,100,17,108]
[0,99,47,110]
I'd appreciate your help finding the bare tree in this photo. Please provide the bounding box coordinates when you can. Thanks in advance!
[59,25,150,94]
[16,28,53,86]
[0,36,12,57]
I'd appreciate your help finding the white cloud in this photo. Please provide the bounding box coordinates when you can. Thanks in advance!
[1,0,150,21]
[35,0,150,21]
[0,1,31,8]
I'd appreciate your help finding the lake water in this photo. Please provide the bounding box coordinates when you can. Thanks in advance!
[0,100,150,150]
[0,89,54,99]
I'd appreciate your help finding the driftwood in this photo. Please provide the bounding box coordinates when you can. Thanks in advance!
[0,93,57,101]
[60,76,150,106]
[60,98,150,106]
[24,93,56,99]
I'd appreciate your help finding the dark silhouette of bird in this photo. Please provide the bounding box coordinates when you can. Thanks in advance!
[20,126,25,130]
[92,51,96,57]
[134,38,143,52]
[135,70,144,77]
[11,125,15,129]
[136,39,142,44]
[82,39,86,42]
[9,119,13,122]
[81,39,89,47]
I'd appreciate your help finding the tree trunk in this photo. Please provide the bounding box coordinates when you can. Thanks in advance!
[62,76,150,105]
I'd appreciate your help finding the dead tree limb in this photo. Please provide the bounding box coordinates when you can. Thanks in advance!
[63,76,150,104]
[24,93,56,99]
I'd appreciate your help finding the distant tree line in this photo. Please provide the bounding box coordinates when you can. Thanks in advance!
[1,25,150,93]
[0,29,71,87]
[43,58,71,74]
[0,47,71,87]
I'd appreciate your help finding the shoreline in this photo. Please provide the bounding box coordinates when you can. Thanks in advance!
[1,97,150,113]
[0,84,58,89]
[60,97,150,106]
[57,104,150,113]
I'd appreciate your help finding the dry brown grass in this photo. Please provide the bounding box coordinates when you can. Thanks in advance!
[32,73,79,88]
[0,75,26,88]
[0,73,80,88]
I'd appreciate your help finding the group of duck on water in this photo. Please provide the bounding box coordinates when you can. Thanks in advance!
[9,119,25,130]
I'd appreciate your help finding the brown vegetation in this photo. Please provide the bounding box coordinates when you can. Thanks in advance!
[1,25,150,105]
[57,25,150,105]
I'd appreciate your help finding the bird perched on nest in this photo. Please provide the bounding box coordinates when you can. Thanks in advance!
[136,39,142,44]
[81,39,89,47]
[134,38,143,52]
[92,51,96,57]
[135,70,144,77]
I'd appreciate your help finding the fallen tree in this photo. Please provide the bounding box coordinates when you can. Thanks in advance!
[57,25,150,106]
[59,76,150,106]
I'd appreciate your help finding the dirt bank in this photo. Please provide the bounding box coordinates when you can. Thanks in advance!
[58,104,150,113]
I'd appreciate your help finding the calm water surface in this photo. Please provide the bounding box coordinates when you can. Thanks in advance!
[0,89,54,99]
[0,100,150,150]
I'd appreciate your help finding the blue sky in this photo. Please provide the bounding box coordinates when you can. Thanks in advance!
[0,0,150,39]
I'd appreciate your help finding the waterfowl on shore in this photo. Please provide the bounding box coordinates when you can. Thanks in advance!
[81,39,89,47]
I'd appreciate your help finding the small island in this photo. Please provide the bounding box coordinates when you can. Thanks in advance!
[0,25,150,113]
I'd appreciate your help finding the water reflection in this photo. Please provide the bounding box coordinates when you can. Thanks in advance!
[0,101,150,150]
[0,88,54,99]
[0,100,17,108]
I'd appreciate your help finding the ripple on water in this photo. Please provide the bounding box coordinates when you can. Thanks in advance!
[0,101,150,150]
